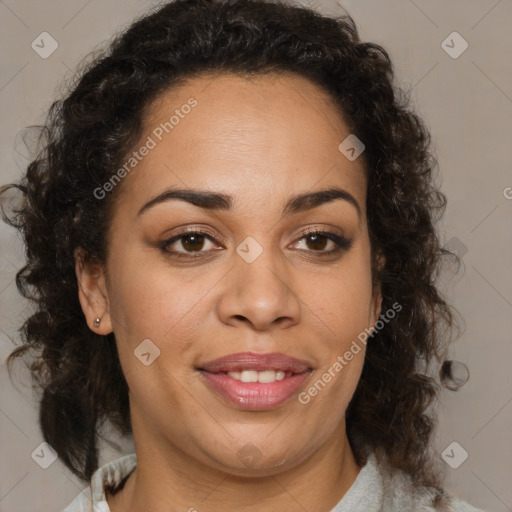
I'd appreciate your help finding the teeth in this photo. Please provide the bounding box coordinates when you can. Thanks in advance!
[227,370,287,383]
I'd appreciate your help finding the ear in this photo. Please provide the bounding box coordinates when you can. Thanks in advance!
[369,251,386,327]
[369,283,383,328]
[74,248,113,334]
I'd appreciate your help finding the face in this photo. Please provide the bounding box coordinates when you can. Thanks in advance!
[77,72,382,476]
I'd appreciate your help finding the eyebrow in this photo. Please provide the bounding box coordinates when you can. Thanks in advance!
[137,186,362,219]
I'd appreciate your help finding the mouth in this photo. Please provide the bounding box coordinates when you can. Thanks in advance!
[217,369,295,383]
[196,352,313,410]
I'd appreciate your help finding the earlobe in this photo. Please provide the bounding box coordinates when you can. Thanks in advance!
[370,250,385,326]
[371,287,383,328]
[74,248,113,334]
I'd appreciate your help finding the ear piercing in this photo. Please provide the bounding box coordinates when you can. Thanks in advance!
[93,317,101,328]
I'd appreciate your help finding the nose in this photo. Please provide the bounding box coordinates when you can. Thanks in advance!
[216,242,301,331]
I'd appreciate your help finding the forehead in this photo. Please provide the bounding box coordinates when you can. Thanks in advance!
[114,71,367,218]
[143,71,354,158]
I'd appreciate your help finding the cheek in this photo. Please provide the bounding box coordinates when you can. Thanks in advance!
[297,253,373,402]
[107,252,205,341]
[301,265,374,338]
[106,253,216,388]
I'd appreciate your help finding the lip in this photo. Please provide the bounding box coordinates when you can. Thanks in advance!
[197,351,312,373]
[197,352,312,411]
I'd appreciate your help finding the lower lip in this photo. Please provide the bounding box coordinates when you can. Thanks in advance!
[199,371,311,410]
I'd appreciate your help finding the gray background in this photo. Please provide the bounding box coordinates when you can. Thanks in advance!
[0,0,511,511]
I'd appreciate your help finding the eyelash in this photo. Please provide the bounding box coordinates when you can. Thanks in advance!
[159,228,353,260]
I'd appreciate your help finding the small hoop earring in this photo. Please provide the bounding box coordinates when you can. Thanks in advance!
[93,317,101,328]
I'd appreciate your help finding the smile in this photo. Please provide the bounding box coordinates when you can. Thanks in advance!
[197,352,312,410]
[226,369,290,382]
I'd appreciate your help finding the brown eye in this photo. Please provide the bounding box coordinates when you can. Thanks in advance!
[294,230,352,254]
[160,230,220,258]
[304,233,329,251]
[180,233,207,252]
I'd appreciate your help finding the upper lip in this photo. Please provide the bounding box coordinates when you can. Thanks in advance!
[198,352,312,373]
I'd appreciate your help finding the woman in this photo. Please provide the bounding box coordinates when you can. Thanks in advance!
[2,0,484,510]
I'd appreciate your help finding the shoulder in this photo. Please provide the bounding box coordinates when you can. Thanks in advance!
[61,453,137,512]
[374,453,486,512]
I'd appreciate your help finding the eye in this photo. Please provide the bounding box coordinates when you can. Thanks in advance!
[292,230,352,255]
[159,228,352,260]
[160,230,221,259]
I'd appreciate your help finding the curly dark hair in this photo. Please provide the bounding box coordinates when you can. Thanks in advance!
[2,0,464,491]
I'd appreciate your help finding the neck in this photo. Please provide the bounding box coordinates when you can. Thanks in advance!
[107,417,360,512]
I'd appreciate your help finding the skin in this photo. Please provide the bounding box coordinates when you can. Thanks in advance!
[75,71,383,512]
